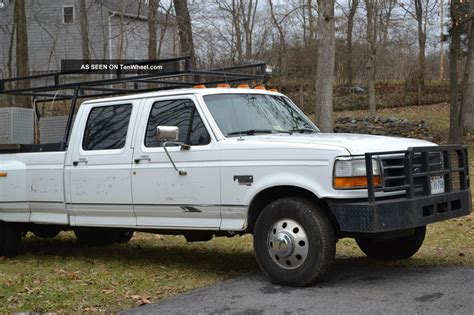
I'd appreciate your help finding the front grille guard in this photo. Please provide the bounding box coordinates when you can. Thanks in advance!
[365,145,470,203]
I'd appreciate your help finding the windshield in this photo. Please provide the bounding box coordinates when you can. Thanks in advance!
[203,94,318,137]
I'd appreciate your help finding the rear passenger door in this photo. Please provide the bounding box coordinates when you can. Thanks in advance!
[131,95,221,229]
[66,101,139,226]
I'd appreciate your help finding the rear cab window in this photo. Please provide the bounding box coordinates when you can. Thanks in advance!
[82,104,133,151]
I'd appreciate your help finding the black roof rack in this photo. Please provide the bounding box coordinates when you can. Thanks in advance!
[0,56,268,151]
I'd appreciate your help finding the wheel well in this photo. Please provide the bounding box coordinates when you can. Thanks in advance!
[247,185,340,234]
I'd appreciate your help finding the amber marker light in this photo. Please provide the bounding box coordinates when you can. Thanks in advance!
[254,85,266,90]
[0,172,7,177]
[334,176,381,189]
[217,83,230,88]
[269,88,278,92]
[193,84,206,89]
[237,84,250,88]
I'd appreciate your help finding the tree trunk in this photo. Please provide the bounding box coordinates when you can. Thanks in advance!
[448,1,463,144]
[314,0,335,132]
[307,0,315,43]
[148,0,159,60]
[157,2,173,58]
[79,0,90,60]
[414,0,426,106]
[14,0,30,108]
[268,0,286,73]
[440,0,445,81]
[462,0,474,132]
[117,1,126,60]
[6,24,15,106]
[346,0,359,87]
[173,0,196,66]
[241,0,257,60]
[365,0,377,115]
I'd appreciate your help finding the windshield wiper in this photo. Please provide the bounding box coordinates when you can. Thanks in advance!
[227,129,292,136]
[291,128,318,133]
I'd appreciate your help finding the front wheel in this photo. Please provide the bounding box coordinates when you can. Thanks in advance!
[253,198,336,287]
[356,226,426,260]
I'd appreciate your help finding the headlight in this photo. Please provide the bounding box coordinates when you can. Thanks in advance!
[333,157,381,189]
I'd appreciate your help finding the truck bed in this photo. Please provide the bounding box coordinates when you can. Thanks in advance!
[0,151,67,224]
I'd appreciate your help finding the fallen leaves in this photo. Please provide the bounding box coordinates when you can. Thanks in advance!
[128,294,152,306]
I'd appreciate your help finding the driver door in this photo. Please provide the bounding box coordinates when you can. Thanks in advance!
[131,95,221,228]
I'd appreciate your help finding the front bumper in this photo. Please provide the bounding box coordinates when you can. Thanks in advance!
[326,189,472,233]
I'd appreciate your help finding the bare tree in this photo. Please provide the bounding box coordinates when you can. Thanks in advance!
[462,0,474,132]
[268,0,286,72]
[401,0,438,105]
[448,0,464,143]
[439,0,445,81]
[116,0,127,60]
[157,1,174,58]
[148,0,159,59]
[365,0,378,115]
[364,0,395,114]
[2,23,15,105]
[241,0,258,60]
[13,0,30,108]
[343,0,359,87]
[79,0,90,60]
[173,0,196,66]
[314,0,336,132]
[414,0,426,90]
[305,0,316,45]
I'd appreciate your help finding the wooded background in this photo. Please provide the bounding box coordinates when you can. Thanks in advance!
[2,0,473,143]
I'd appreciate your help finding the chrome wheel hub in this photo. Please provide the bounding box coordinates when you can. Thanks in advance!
[268,219,309,270]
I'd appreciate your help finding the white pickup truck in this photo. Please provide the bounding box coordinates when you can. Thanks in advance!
[0,87,471,286]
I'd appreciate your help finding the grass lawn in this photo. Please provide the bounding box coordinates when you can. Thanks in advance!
[1,103,473,313]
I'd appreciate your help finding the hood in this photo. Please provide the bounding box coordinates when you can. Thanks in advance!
[240,133,435,155]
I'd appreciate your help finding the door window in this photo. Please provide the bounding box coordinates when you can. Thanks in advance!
[145,99,211,147]
[82,104,133,151]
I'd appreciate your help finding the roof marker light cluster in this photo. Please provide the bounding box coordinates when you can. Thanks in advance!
[193,84,278,92]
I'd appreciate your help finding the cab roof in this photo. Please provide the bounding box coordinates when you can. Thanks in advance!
[82,88,283,105]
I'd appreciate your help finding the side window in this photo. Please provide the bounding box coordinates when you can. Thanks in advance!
[145,99,211,147]
[82,104,133,151]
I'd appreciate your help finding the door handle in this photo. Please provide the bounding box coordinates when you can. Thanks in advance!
[134,155,151,164]
[72,158,88,166]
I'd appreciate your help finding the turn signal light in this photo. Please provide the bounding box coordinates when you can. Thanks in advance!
[334,176,381,189]
[217,83,230,88]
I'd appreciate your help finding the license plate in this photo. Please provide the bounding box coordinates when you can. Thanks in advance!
[430,175,445,195]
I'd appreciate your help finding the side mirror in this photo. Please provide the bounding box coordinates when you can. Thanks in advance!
[156,126,179,141]
[155,125,190,176]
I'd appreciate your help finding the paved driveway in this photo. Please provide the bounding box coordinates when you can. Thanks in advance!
[122,265,474,314]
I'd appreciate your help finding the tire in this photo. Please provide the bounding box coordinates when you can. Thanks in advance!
[74,228,120,246]
[183,231,213,242]
[253,198,336,287]
[0,221,21,257]
[116,230,134,243]
[31,226,61,239]
[356,226,426,260]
